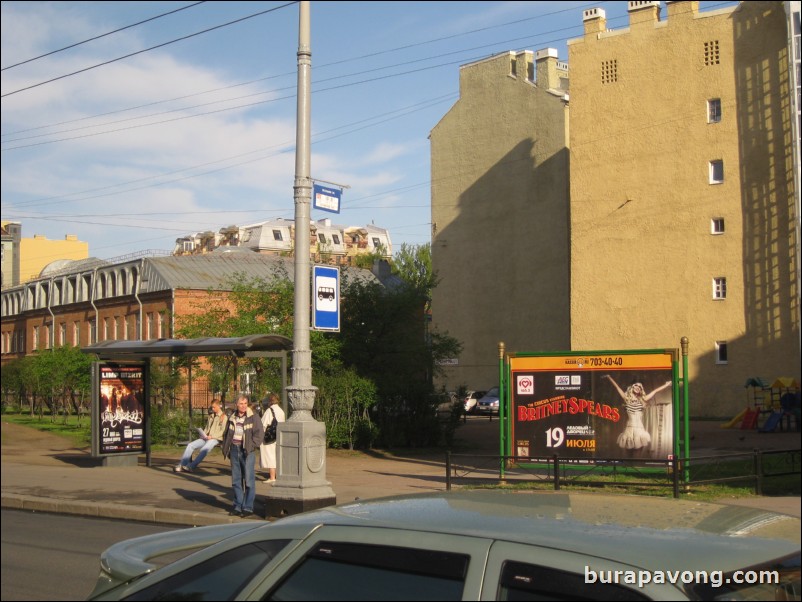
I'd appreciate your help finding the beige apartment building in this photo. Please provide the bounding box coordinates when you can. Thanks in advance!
[429,48,571,393]
[431,1,800,417]
[569,1,799,416]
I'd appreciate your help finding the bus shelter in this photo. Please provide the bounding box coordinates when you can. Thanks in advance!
[82,334,292,466]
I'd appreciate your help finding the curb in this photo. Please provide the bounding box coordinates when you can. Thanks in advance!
[1,493,245,527]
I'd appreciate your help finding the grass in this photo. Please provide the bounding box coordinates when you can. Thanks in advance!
[2,411,92,448]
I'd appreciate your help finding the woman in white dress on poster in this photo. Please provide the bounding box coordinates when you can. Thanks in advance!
[604,375,672,453]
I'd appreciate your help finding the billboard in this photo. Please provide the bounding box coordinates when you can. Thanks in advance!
[509,351,675,464]
[92,362,147,456]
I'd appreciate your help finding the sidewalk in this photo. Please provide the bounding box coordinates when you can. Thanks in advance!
[2,417,800,526]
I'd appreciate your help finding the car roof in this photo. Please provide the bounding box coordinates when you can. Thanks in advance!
[265,490,799,573]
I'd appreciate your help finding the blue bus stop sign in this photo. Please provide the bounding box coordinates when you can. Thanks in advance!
[313,265,340,331]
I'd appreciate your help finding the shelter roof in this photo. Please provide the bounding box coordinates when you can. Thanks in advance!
[82,334,292,359]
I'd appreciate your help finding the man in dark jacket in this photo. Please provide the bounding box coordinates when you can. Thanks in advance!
[222,394,264,517]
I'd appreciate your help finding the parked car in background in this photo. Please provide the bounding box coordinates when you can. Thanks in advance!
[476,386,500,414]
[463,390,486,414]
[88,490,801,600]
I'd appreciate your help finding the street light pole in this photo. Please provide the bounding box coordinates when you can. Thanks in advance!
[266,0,336,517]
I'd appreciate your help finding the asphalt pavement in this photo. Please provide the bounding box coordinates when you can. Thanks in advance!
[1,416,800,526]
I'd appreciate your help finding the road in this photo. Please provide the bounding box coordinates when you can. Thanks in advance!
[1,509,178,601]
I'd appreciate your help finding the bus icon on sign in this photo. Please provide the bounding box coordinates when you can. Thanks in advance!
[318,286,335,301]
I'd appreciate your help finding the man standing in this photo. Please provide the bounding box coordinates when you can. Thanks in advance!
[174,400,227,473]
[221,394,264,517]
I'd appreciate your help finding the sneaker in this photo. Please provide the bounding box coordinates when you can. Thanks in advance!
[241,510,253,518]
[173,465,183,472]
[228,509,241,516]
[264,478,276,483]
[183,465,193,473]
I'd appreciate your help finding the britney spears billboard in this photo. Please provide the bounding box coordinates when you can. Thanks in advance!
[509,351,676,463]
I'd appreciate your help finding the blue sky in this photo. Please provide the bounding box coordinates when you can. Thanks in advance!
[1,1,736,263]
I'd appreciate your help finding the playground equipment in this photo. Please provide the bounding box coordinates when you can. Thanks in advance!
[730,377,801,432]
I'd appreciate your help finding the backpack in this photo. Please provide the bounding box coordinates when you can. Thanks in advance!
[264,407,278,444]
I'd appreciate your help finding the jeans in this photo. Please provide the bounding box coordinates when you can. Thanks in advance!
[180,438,219,470]
[229,444,256,512]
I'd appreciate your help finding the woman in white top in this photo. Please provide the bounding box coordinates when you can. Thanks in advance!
[259,393,286,483]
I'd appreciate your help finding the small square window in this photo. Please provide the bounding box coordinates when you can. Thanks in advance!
[713,277,727,299]
[711,218,725,234]
[372,237,382,248]
[272,229,283,242]
[707,99,721,123]
[715,341,728,364]
[709,160,724,184]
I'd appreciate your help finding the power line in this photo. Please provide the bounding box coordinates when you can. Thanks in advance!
[1,2,298,98]
[1,2,207,71]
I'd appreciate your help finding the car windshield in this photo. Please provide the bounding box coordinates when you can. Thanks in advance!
[486,387,499,397]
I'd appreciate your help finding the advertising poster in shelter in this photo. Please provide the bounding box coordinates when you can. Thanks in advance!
[95,362,146,455]
[510,351,675,464]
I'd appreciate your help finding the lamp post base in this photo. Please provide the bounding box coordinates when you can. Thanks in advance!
[264,418,336,518]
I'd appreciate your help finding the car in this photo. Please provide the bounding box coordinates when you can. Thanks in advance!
[463,390,486,414]
[88,490,800,601]
[476,386,500,414]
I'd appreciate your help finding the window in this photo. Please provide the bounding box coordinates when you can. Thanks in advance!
[704,40,720,65]
[59,323,67,346]
[713,277,727,299]
[332,234,340,245]
[372,237,382,248]
[601,59,618,84]
[125,541,290,601]
[709,160,724,184]
[272,229,283,241]
[707,98,721,123]
[267,542,469,601]
[711,218,725,234]
[182,241,194,252]
[318,233,327,243]
[499,561,648,601]
[715,341,728,364]
[33,326,40,350]
[73,321,80,346]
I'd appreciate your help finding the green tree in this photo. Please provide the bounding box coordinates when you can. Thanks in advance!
[392,242,438,296]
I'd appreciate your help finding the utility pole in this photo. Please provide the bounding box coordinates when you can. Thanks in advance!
[266,0,336,517]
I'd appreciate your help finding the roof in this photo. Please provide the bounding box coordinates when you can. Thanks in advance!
[277,490,800,574]
[82,334,292,359]
[141,254,381,293]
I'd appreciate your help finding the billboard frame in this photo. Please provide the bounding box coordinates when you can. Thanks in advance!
[500,347,686,474]
[91,360,149,458]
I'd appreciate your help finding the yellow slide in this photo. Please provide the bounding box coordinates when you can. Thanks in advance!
[721,408,747,428]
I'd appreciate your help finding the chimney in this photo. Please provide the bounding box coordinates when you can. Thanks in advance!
[666,1,699,21]
[535,48,561,90]
[583,8,607,36]
[628,1,661,28]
